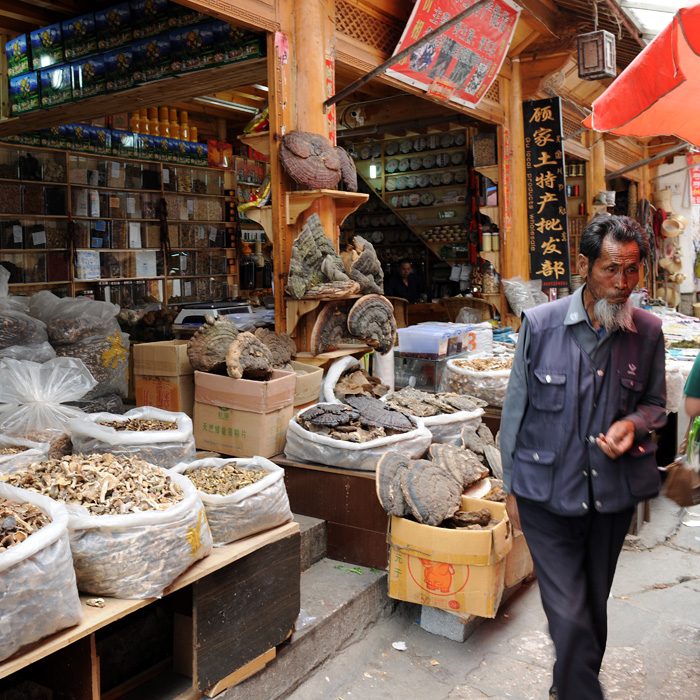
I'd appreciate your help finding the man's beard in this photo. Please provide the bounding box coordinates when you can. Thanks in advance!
[593,298,634,332]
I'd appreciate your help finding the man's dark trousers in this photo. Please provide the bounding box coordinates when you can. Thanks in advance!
[516,498,634,700]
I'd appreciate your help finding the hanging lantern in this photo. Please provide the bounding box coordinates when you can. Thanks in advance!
[577,29,617,80]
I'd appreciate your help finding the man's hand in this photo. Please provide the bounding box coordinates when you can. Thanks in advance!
[596,420,635,459]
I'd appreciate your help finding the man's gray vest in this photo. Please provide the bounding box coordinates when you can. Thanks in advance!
[511,297,663,516]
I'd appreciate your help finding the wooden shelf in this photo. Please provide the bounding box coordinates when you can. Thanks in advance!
[0,59,267,138]
[237,131,271,157]
[285,190,369,225]
[244,205,273,239]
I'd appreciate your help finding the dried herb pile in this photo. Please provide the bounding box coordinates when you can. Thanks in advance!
[99,418,178,432]
[185,462,266,495]
[0,499,50,551]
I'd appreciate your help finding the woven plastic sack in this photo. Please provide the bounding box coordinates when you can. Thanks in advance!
[70,407,196,469]
[0,357,96,441]
[0,482,82,663]
[66,470,212,598]
[439,358,512,408]
[172,456,293,546]
[285,404,432,471]
[0,436,49,475]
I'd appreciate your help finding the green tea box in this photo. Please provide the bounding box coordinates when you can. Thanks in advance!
[96,3,133,51]
[9,72,39,114]
[131,0,170,39]
[168,3,208,29]
[104,46,134,91]
[62,13,97,60]
[30,24,64,70]
[71,55,107,99]
[39,64,72,107]
[6,35,30,77]
[112,130,138,158]
[92,127,112,155]
[133,35,170,82]
[170,22,215,73]
[211,21,263,65]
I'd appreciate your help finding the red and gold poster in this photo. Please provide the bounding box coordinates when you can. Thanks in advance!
[386,0,520,108]
[688,153,700,205]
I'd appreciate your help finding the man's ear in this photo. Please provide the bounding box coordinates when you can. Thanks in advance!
[578,253,588,279]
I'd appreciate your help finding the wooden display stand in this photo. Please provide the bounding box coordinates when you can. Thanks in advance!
[0,523,300,700]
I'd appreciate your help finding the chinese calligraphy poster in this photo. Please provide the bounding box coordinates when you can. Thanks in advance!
[523,97,571,288]
[386,0,520,108]
[688,153,700,205]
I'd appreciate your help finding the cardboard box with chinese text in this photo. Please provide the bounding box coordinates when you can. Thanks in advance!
[136,375,194,416]
[388,497,512,618]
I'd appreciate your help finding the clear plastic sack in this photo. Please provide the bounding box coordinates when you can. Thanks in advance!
[171,456,293,546]
[70,406,196,469]
[0,482,82,662]
[0,341,56,363]
[0,436,49,475]
[0,264,9,297]
[66,470,212,599]
[502,276,536,317]
[439,358,512,408]
[67,393,125,415]
[0,297,48,350]
[0,357,96,441]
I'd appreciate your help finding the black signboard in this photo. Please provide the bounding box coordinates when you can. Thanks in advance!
[522,97,571,288]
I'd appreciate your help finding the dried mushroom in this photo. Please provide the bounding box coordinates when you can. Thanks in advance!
[302,280,360,298]
[297,403,360,430]
[400,460,462,527]
[286,214,352,299]
[0,445,27,456]
[185,462,266,495]
[443,508,497,530]
[343,395,415,433]
[225,332,273,380]
[254,327,297,367]
[187,315,239,373]
[99,418,177,432]
[5,453,184,515]
[0,499,51,552]
[347,294,397,355]
[279,130,342,190]
[333,366,388,400]
[461,424,494,460]
[335,146,358,192]
[428,443,490,489]
[310,302,351,355]
[349,236,384,294]
[376,452,413,517]
[384,387,486,417]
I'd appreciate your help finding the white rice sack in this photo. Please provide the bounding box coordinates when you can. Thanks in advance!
[172,457,292,546]
[70,406,196,468]
[0,483,82,662]
[66,470,212,598]
[0,436,49,475]
[284,405,431,471]
[321,356,360,404]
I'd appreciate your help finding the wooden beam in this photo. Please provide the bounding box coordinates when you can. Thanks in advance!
[0,2,59,25]
[516,0,562,38]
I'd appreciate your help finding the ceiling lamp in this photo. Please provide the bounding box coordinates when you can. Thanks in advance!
[577,1,617,80]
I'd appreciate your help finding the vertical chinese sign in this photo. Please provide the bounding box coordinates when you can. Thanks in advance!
[523,97,571,289]
[688,153,700,205]
[385,0,520,109]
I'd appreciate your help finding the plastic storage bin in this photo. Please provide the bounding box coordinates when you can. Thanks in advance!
[394,350,469,393]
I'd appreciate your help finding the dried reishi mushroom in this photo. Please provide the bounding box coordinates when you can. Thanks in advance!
[400,460,462,527]
[254,327,296,368]
[346,294,397,355]
[302,280,360,299]
[335,146,358,192]
[349,236,384,294]
[187,315,239,373]
[428,443,490,489]
[444,508,495,530]
[343,394,415,433]
[279,130,342,190]
[297,403,360,429]
[310,301,350,355]
[376,451,413,517]
[225,332,273,380]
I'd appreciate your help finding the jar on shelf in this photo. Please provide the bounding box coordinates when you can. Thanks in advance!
[482,263,499,295]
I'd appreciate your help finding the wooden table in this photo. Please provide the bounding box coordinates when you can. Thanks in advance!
[0,523,300,700]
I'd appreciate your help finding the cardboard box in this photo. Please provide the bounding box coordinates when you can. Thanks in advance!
[195,369,295,414]
[10,72,39,114]
[131,0,170,39]
[504,529,535,588]
[72,55,106,99]
[133,339,193,376]
[135,374,194,416]
[289,361,323,407]
[170,22,216,74]
[96,3,132,51]
[388,497,512,618]
[39,64,72,107]
[194,402,293,458]
[104,46,134,91]
[6,35,30,77]
[62,13,97,60]
[132,35,170,82]
[30,24,63,70]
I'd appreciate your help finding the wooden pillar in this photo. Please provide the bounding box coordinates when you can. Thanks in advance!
[589,132,607,206]
[502,58,529,283]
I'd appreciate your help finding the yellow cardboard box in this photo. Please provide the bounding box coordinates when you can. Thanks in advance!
[133,340,193,376]
[388,497,512,618]
[193,402,293,458]
[135,375,194,417]
[504,528,535,587]
[289,361,323,407]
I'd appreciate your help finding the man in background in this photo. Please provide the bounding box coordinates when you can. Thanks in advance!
[384,258,427,303]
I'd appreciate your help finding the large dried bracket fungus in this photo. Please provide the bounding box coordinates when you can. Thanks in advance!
[302,280,360,298]
[384,387,486,417]
[428,443,490,489]
[187,315,239,373]
[347,294,397,354]
[343,395,415,433]
[349,236,384,294]
[310,302,350,355]
[279,130,342,190]
[254,327,296,368]
[376,452,413,517]
[334,146,358,192]
[225,332,273,380]
[400,460,462,527]
[286,214,352,300]
[297,403,360,430]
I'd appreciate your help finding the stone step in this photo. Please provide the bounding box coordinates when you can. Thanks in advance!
[218,557,394,700]
[293,513,326,572]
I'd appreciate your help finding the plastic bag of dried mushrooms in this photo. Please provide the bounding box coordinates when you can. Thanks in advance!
[0,481,82,663]
[438,355,513,408]
[69,407,197,469]
[0,356,97,442]
[28,291,129,400]
[0,436,49,475]
[0,296,50,352]
[171,456,293,546]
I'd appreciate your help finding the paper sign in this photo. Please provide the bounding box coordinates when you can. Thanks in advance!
[184,280,192,296]
[129,222,142,248]
[187,199,194,215]
[126,197,136,214]
[32,230,46,246]
[110,196,120,208]
[111,161,120,178]
[688,154,700,205]
[386,0,520,109]
[13,225,22,243]
[209,226,218,242]
[163,168,170,184]
[198,226,205,240]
